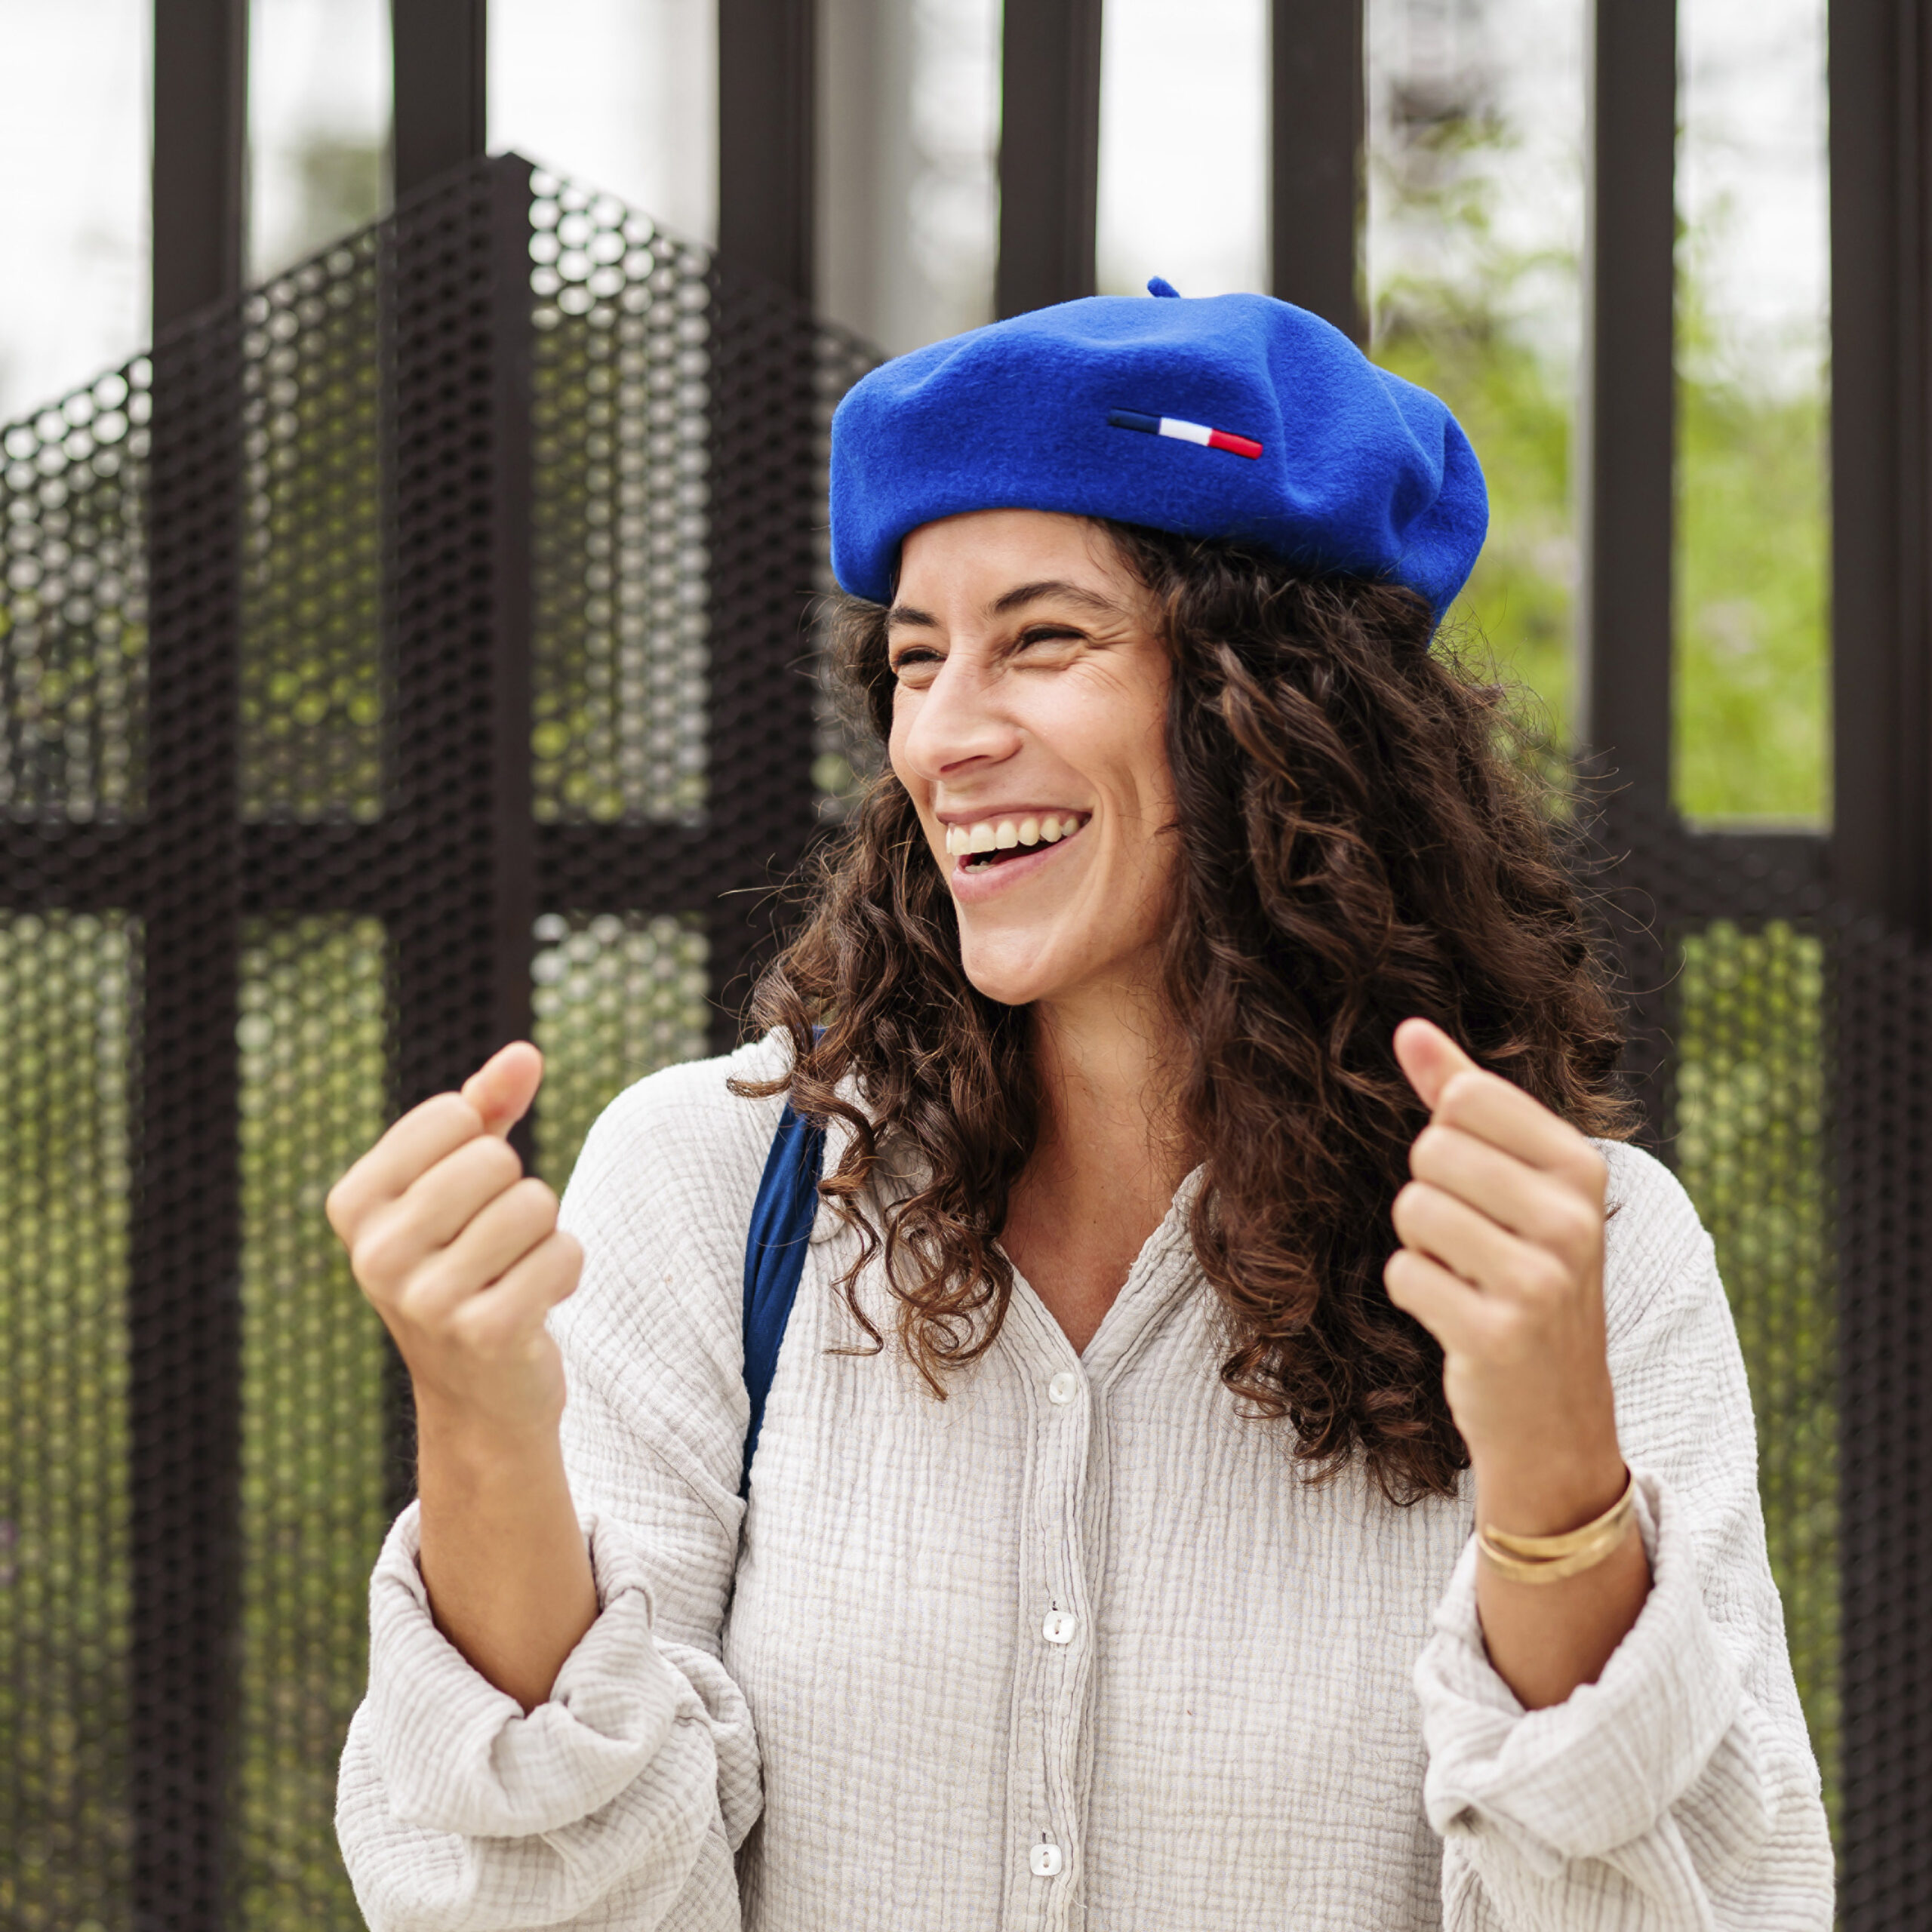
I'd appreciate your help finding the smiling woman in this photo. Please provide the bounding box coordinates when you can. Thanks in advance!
[755,503,1639,1505]
[888,518,1174,1001]
[331,285,1832,1931]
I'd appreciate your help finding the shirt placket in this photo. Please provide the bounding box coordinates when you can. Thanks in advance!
[1003,1335,1097,1930]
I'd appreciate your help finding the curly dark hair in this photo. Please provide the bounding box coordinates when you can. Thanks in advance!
[734,521,1633,1502]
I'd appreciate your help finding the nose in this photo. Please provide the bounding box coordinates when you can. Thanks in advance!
[895,653,1022,783]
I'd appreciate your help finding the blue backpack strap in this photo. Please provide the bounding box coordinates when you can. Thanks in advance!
[740,1101,826,1497]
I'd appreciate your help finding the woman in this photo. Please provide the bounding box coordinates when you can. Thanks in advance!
[331,286,1832,1928]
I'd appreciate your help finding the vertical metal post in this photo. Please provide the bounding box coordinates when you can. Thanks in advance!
[995,0,1105,316]
[392,0,488,198]
[1573,0,1679,1146]
[719,0,817,299]
[709,0,820,1042]
[1829,1,1932,939]
[701,284,823,1048]
[134,349,246,1932]
[381,154,536,1507]
[1269,0,1364,341]
[152,0,248,327]
[134,6,248,1927]
[1577,0,1677,805]
[1829,8,1932,1923]
[488,168,538,1069]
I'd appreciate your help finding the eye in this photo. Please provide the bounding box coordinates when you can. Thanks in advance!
[1014,625,1084,651]
[889,645,943,681]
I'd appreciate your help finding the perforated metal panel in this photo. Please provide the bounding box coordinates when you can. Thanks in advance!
[1673,918,1838,1830]
[0,152,876,1932]
[528,177,712,826]
[0,911,135,1932]
[235,915,388,1930]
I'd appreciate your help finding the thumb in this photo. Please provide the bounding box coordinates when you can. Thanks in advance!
[460,1039,544,1140]
[1392,1017,1478,1115]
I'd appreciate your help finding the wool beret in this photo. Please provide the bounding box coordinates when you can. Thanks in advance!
[829,281,1487,617]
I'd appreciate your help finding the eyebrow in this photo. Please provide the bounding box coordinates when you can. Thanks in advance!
[884,579,1125,631]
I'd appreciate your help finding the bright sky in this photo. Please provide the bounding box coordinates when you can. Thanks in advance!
[488,0,715,245]
[0,0,149,422]
[0,0,1830,426]
[251,0,390,278]
[1096,0,1267,300]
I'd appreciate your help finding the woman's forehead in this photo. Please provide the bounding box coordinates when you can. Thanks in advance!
[895,509,1134,604]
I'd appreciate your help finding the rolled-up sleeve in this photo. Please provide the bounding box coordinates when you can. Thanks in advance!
[335,1047,785,1932]
[1415,1142,1835,1930]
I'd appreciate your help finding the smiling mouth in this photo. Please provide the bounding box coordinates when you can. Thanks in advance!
[946,812,1090,870]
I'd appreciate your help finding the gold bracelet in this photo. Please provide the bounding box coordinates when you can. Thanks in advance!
[1477,1469,1637,1586]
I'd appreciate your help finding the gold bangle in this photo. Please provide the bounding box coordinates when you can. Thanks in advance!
[1477,1469,1637,1586]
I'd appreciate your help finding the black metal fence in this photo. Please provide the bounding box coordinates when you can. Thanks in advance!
[2,153,873,1932]
[3,14,1932,1931]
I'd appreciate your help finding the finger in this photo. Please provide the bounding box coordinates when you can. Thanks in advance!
[451,1229,583,1352]
[351,1134,524,1292]
[460,1041,544,1141]
[1392,1017,1479,1114]
[1431,1068,1602,1186]
[401,1133,528,1251]
[404,1177,561,1327]
[1410,1121,1600,1256]
[327,1090,486,1241]
[1392,1180,1558,1298]
[1383,1245,1495,1355]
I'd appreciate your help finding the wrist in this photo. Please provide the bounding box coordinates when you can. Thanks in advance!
[414,1397,563,1494]
[1472,1444,1629,1540]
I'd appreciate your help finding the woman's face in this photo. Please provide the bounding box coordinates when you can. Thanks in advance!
[887,509,1178,1011]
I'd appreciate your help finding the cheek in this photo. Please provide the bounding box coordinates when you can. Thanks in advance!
[1097,697,1174,845]
[885,703,917,794]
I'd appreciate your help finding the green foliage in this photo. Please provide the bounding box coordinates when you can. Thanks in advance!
[532,912,710,1188]
[0,914,134,1932]
[1674,924,1838,1838]
[1675,367,1830,823]
[235,919,391,1932]
[1368,100,1578,740]
[1368,119,1830,829]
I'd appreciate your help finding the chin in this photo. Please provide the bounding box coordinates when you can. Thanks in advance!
[955,934,1061,1009]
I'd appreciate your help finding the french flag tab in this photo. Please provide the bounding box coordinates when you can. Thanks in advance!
[1108,408,1263,460]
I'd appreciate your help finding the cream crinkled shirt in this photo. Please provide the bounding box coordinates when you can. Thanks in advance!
[337,1033,1833,1930]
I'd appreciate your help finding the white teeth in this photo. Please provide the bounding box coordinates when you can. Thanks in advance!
[946,813,1087,860]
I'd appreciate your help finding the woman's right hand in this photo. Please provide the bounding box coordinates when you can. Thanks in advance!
[325,1041,582,1449]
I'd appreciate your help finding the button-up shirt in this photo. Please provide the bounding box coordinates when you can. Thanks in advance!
[337,1035,1832,1929]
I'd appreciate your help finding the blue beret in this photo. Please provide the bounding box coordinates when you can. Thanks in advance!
[829,284,1487,618]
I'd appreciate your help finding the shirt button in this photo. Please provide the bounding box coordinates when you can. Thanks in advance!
[1042,1609,1077,1644]
[1048,1371,1079,1404]
[1030,1841,1064,1877]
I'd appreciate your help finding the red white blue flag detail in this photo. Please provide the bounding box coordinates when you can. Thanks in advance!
[1108,408,1263,460]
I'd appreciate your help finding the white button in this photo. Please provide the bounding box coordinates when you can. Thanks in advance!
[1048,1371,1079,1404]
[1042,1609,1077,1644]
[1030,1841,1064,1877]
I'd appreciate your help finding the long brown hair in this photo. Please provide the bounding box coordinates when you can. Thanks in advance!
[735,521,1632,1502]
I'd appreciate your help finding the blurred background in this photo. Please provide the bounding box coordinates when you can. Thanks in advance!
[0,2,1878,1930]
[0,0,1830,822]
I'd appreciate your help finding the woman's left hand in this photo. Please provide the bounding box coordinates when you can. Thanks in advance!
[1385,1017,1626,1538]
[1386,1018,1650,1708]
